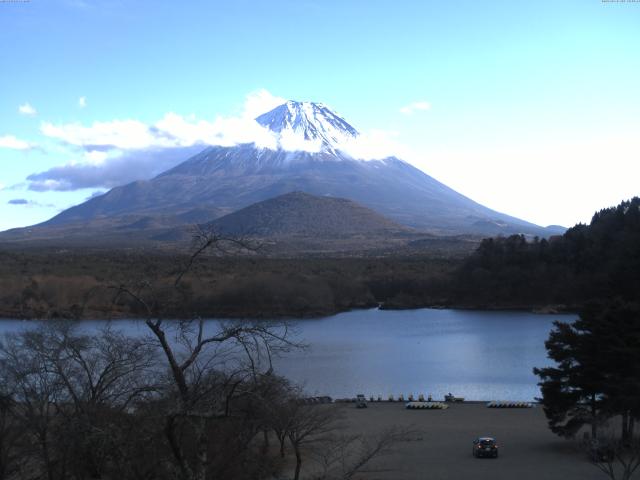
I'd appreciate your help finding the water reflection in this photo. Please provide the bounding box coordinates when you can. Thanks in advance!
[271,308,575,401]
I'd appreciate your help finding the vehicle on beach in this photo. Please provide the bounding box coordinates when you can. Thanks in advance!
[356,394,367,408]
[445,393,464,402]
[472,437,499,458]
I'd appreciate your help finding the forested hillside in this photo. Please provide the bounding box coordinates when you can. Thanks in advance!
[452,197,640,309]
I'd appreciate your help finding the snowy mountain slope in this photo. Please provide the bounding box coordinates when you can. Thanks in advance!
[4,100,564,240]
[255,100,358,153]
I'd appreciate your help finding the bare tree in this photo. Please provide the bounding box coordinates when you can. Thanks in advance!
[112,227,299,480]
[586,435,640,480]
[173,224,261,288]
[0,224,408,480]
[0,330,66,480]
[137,318,296,480]
[286,404,343,480]
[0,321,159,480]
[310,426,417,480]
[28,322,158,413]
[0,392,20,480]
[265,381,298,459]
[280,403,418,480]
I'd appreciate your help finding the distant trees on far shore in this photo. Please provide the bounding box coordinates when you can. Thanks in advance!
[453,197,640,309]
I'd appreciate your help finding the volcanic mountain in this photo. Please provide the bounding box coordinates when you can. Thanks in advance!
[209,191,411,238]
[2,100,563,245]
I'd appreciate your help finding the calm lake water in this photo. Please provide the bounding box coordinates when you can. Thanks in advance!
[0,308,575,401]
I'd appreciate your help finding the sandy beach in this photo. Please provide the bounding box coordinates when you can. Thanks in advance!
[334,402,603,480]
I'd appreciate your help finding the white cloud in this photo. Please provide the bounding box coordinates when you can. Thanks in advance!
[29,91,291,191]
[41,119,159,150]
[279,128,322,153]
[0,182,5,191]
[18,103,37,116]
[40,96,284,152]
[27,89,417,190]
[339,129,413,161]
[0,135,33,150]
[84,150,109,164]
[26,179,68,191]
[33,91,416,164]
[86,190,107,200]
[26,145,204,191]
[153,112,277,150]
[400,101,432,115]
[242,89,286,119]
[78,96,87,108]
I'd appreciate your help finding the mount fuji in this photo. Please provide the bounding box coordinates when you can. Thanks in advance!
[2,100,563,246]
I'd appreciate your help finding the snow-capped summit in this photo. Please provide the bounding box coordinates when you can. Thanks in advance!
[19,99,564,241]
[256,101,358,153]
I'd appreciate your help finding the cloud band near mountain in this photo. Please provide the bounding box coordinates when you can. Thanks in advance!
[26,146,204,191]
[25,91,410,192]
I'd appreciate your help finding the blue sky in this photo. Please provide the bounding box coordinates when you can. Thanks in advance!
[1,0,639,231]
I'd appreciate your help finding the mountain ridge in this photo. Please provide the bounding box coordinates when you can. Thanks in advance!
[2,100,565,244]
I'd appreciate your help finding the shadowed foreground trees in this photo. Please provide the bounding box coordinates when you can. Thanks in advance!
[0,321,284,479]
[0,231,408,480]
[0,321,407,480]
[586,433,640,480]
[533,316,607,440]
[0,322,158,480]
[535,301,640,441]
[535,301,640,479]
[108,229,301,479]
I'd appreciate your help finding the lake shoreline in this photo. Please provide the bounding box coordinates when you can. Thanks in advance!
[0,302,578,321]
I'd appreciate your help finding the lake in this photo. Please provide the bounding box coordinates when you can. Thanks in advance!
[0,308,575,401]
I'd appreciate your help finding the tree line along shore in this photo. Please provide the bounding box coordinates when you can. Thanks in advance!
[1,197,638,320]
